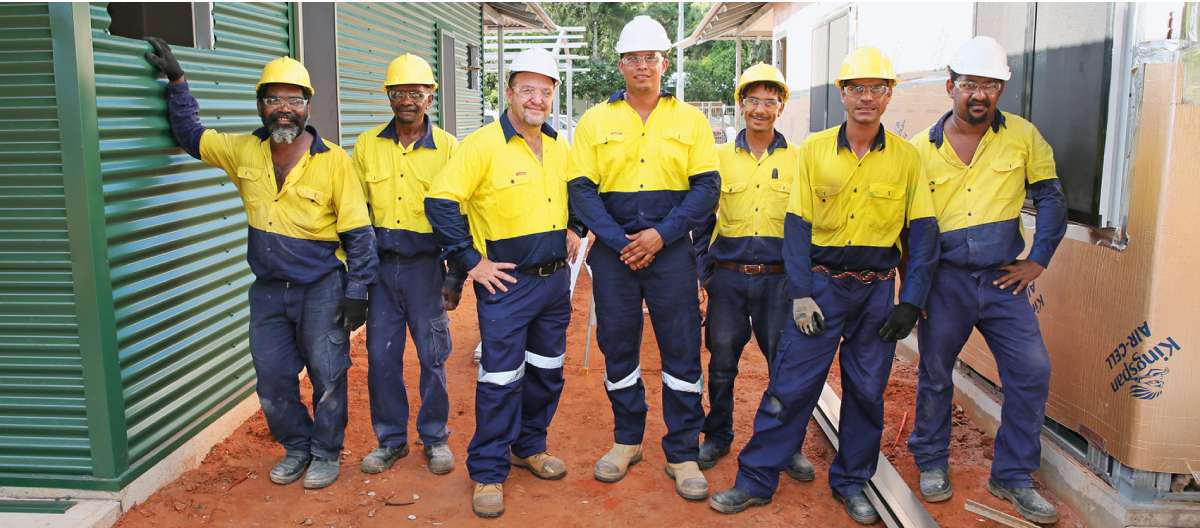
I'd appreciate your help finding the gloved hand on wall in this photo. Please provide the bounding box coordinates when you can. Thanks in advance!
[144,36,185,82]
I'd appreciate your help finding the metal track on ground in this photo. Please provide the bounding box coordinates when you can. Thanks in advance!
[812,384,941,528]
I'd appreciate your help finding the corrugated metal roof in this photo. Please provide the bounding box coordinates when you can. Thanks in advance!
[0,2,91,477]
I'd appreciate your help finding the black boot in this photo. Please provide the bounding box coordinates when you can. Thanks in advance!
[987,479,1060,524]
[708,487,771,514]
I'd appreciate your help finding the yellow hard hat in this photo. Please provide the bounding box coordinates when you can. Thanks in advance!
[256,56,314,96]
[735,63,789,101]
[835,47,896,87]
[383,53,438,91]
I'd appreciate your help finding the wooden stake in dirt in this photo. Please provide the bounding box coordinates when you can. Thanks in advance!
[965,499,1040,528]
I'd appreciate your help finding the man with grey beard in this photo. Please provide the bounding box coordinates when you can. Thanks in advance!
[145,38,377,490]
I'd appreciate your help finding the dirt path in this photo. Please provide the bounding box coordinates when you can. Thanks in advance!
[116,272,1083,527]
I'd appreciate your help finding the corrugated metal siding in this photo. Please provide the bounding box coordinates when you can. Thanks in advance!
[89,2,291,463]
[0,2,90,477]
[335,2,482,148]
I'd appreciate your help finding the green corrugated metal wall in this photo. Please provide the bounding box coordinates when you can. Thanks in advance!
[89,2,292,467]
[335,2,482,148]
[0,3,90,478]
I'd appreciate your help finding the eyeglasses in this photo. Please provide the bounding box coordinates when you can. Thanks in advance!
[742,97,781,109]
[388,90,429,101]
[261,96,309,108]
[841,84,891,97]
[620,53,662,66]
[954,79,1003,95]
[514,86,554,100]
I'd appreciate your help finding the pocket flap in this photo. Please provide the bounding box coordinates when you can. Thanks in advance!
[813,184,844,199]
[868,183,903,200]
[493,171,529,189]
[236,167,264,181]
[769,179,792,193]
[296,186,328,203]
[364,170,392,183]
[664,129,694,146]
[991,157,1025,172]
[602,131,627,144]
[721,181,748,193]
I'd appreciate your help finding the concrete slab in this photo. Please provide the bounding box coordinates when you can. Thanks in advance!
[896,336,1200,528]
[0,499,120,528]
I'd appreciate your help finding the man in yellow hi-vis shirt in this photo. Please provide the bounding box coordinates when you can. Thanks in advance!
[907,36,1065,525]
[692,64,812,481]
[145,39,377,490]
[352,54,463,477]
[710,48,938,525]
[426,48,583,519]
[568,15,721,501]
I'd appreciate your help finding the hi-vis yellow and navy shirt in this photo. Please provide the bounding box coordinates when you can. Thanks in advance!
[166,82,378,299]
[352,115,458,258]
[785,123,939,308]
[911,111,1066,271]
[425,112,581,271]
[694,129,798,283]
[568,90,721,252]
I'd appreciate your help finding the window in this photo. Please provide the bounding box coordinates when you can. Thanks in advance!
[467,44,481,90]
[976,3,1114,226]
[107,2,213,49]
[810,12,849,132]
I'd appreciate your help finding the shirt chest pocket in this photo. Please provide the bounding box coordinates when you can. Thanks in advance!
[811,184,847,232]
[489,170,532,219]
[718,181,750,224]
[659,129,693,176]
[596,132,634,176]
[291,185,332,232]
[235,167,271,220]
[362,170,395,217]
[766,178,791,221]
[866,182,905,230]
[990,157,1028,199]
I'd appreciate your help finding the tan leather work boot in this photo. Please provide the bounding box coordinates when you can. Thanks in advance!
[511,451,567,480]
[665,461,709,500]
[593,443,643,483]
[472,482,504,518]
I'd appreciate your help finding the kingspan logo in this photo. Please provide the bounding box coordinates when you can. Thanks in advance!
[1129,368,1169,400]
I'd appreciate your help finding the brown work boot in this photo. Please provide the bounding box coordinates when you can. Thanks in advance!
[665,461,709,500]
[511,451,567,480]
[472,482,504,518]
[593,443,643,483]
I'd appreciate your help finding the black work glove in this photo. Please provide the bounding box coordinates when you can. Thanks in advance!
[879,302,920,342]
[143,36,185,82]
[441,262,467,311]
[335,297,368,332]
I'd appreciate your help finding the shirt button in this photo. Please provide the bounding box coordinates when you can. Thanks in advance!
[822,198,827,203]
[268,221,273,226]
[968,212,973,216]
[510,179,515,184]
[967,188,972,192]
[853,187,858,193]
[847,239,852,244]
[398,196,402,200]
[754,208,759,212]
[547,198,551,202]
[396,220,401,224]
[552,224,557,228]
[401,174,405,178]
[640,158,645,163]
[639,184,644,189]
[850,214,855,219]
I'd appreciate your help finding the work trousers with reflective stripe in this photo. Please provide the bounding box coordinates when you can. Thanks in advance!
[590,239,704,463]
[466,266,571,484]
[736,273,895,499]
[366,254,452,449]
[908,265,1050,488]
[702,267,791,448]
[248,269,350,461]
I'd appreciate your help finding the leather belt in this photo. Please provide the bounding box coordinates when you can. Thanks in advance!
[811,264,896,284]
[715,260,785,275]
[520,259,567,277]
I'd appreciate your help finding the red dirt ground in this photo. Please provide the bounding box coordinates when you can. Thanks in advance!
[116,270,1084,527]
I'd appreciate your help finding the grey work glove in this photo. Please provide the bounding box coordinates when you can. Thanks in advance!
[143,36,185,82]
[793,297,825,336]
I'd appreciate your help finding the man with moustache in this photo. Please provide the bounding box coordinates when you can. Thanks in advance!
[709,48,938,525]
[568,15,720,501]
[144,39,377,489]
[352,54,463,477]
[426,47,582,518]
[692,63,813,482]
[907,36,1065,525]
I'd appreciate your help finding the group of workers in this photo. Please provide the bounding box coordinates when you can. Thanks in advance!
[142,11,1066,526]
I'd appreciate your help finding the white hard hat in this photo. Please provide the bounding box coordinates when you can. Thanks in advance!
[949,36,1011,81]
[615,15,672,54]
[508,47,560,86]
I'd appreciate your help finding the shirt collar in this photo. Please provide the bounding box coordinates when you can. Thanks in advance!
[928,110,1007,147]
[734,128,788,155]
[252,124,330,155]
[376,115,438,149]
[607,88,676,104]
[499,110,558,143]
[836,122,887,153]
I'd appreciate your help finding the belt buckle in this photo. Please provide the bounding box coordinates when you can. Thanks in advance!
[536,263,555,277]
[860,271,877,283]
[742,264,764,275]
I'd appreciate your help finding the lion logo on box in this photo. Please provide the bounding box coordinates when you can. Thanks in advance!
[1129,368,1168,400]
